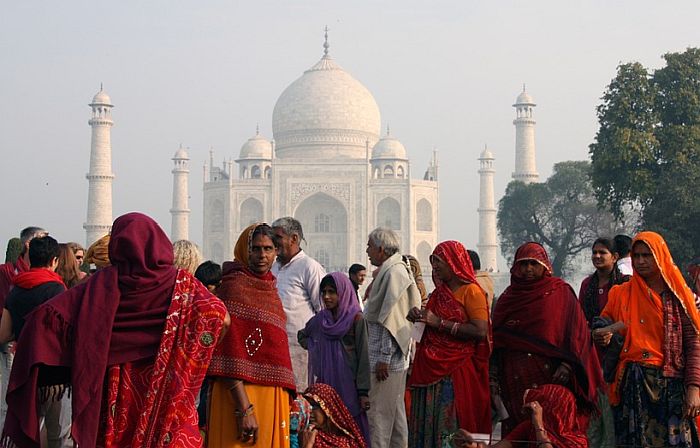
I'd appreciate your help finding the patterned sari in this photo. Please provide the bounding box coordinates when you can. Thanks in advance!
[601,231,700,447]
[303,383,368,448]
[408,241,491,447]
[2,212,227,448]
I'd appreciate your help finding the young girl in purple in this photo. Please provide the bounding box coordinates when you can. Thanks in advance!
[298,272,371,446]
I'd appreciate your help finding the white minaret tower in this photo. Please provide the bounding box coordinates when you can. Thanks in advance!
[84,85,115,247]
[478,146,498,272]
[170,145,190,241]
[512,85,539,183]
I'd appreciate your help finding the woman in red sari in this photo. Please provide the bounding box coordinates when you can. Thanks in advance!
[491,242,606,440]
[300,383,368,448]
[455,384,588,448]
[2,212,229,448]
[407,240,491,447]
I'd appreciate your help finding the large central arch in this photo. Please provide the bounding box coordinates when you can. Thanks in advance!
[294,192,348,272]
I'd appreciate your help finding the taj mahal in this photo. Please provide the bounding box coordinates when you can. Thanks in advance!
[83,32,539,278]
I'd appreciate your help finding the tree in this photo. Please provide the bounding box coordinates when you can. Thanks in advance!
[498,161,618,277]
[590,48,700,266]
[4,238,21,263]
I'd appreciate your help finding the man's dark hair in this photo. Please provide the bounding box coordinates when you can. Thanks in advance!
[349,263,366,276]
[194,261,222,287]
[614,234,632,257]
[28,236,60,268]
[467,249,481,271]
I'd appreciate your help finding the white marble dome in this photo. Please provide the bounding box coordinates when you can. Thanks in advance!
[272,52,381,159]
[515,89,534,105]
[480,147,494,159]
[239,131,272,160]
[372,131,407,160]
[173,146,189,159]
[91,89,112,105]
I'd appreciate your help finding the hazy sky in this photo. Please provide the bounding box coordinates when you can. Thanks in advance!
[1,1,698,263]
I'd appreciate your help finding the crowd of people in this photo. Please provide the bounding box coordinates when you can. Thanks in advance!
[0,213,699,448]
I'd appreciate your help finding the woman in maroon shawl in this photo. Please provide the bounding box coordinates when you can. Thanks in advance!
[2,212,229,448]
[491,242,605,438]
[301,383,368,448]
[407,240,491,447]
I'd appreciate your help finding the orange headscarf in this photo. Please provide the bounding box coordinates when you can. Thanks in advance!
[233,223,261,266]
[602,231,700,404]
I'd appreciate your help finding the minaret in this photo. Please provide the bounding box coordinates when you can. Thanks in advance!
[512,85,539,183]
[84,85,114,247]
[478,146,498,271]
[170,145,190,241]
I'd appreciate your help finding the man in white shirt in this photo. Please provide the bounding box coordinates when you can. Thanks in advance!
[271,217,326,391]
[614,234,633,276]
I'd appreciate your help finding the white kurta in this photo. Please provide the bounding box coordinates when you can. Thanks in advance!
[272,250,326,390]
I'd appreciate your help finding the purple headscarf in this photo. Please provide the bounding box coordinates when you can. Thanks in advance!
[304,272,363,414]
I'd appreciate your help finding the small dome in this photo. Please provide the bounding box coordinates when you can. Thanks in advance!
[514,88,535,105]
[480,147,494,159]
[91,88,112,105]
[372,131,407,160]
[239,131,272,160]
[173,146,189,159]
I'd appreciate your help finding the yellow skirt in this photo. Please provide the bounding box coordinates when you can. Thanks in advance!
[207,379,290,447]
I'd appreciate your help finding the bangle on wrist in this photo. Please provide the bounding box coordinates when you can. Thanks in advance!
[450,321,459,335]
[534,427,547,433]
[234,403,255,417]
[438,319,446,332]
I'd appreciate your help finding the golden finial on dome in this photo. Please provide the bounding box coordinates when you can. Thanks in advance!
[323,26,330,57]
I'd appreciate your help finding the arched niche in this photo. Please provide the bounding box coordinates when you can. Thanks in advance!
[416,198,433,231]
[295,192,347,272]
[211,199,224,231]
[377,197,401,230]
[240,197,264,229]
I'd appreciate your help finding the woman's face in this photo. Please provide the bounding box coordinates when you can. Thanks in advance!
[516,259,546,281]
[310,401,327,429]
[321,284,339,312]
[74,249,84,267]
[591,243,617,271]
[632,241,661,280]
[430,255,454,283]
[248,234,277,275]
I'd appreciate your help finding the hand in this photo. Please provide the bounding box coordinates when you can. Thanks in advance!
[237,414,258,444]
[452,429,484,448]
[593,329,613,347]
[301,424,318,448]
[407,306,422,323]
[684,385,700,419]
[523,400,544,424]
[359,395,371,411]
[375,361,389,382]
[417,309,441,328]
[551,363,571,385]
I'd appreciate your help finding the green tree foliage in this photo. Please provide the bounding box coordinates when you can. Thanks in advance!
[497,161,618,277]
[590,48,700,266]
[4,238,22,263]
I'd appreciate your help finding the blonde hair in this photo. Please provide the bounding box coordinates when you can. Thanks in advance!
[173,240,203,274]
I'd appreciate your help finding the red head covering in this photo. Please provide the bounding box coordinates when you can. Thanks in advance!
[510,242,553,278]
[493,242,603,410]
[430,240,478,285]
[3,212,178,448]
[303,383,368,448]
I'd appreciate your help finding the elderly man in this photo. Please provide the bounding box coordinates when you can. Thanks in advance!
[0,226,46,431]
[364,227,421,448]
[271,217,326,391]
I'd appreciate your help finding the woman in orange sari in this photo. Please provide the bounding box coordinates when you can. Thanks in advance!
[207,223,296,447]
[595,231,700,447]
